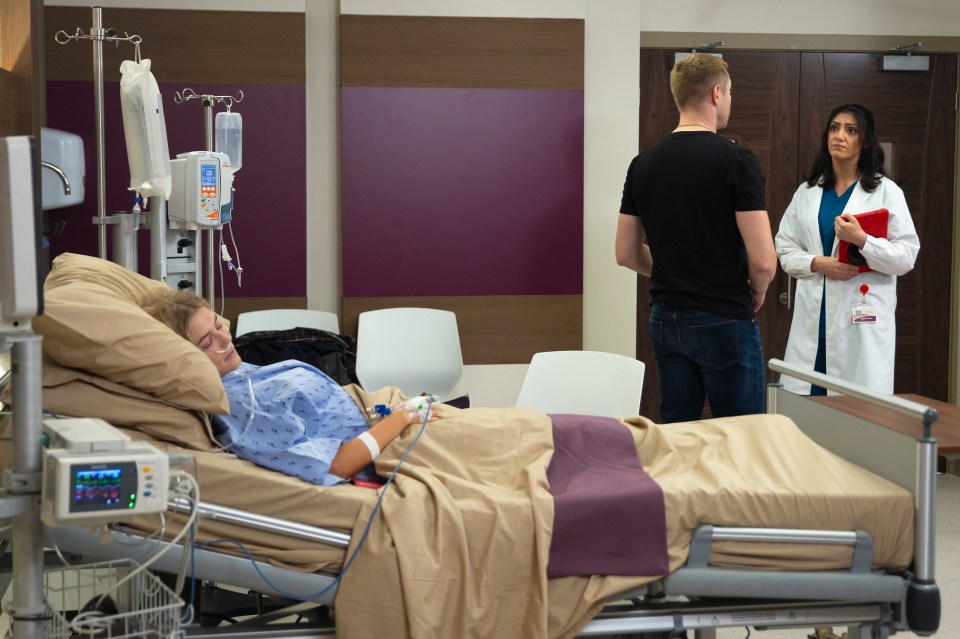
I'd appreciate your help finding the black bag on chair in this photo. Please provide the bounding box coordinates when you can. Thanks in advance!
[234,327,360,387]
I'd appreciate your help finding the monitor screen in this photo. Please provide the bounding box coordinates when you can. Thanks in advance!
[70,461,138,513]
[200,163,217,188]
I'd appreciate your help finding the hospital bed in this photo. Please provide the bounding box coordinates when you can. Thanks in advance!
[2,253,942,638]
[6,360,941,639]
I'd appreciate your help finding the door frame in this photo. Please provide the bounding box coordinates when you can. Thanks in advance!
[640,32,960,404]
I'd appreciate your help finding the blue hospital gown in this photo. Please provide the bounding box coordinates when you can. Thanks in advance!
[213,361,370,486]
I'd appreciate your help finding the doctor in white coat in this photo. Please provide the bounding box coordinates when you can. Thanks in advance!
[776,104,919,395]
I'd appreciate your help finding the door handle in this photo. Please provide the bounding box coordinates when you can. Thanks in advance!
[778,274,793,310]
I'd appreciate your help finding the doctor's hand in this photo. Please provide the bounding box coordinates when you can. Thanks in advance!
[835,214,869,248]
[811,256,859,281]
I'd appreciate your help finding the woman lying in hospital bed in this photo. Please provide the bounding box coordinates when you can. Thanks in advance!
[138,287,438,487]
[15,252,916,639]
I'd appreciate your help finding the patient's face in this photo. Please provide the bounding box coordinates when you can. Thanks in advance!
[187,308,242,376]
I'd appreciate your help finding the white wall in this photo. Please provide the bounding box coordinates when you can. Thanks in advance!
[582,1,640,360]
[305,0,340,318]
[641,0,960,36]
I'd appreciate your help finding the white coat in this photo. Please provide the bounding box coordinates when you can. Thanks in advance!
[775,177,919,395]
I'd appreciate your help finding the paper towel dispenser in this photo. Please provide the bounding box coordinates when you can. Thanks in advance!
[40,127,85,210]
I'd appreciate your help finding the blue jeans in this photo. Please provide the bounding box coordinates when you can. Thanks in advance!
[648,302,765,423]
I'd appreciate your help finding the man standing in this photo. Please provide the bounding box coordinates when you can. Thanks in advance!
[616,53,777,422]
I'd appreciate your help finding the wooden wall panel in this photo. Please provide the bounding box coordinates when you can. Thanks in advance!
[215,295,579,365]
[1,0,43,136]
[916,55,956,400]
[342,295,583,365]
[341,15,585,364]
[43,7,304,85]
[341,15,583,88]
[0,70,18,136]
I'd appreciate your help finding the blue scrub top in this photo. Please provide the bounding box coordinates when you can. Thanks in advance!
[812,182,856,390]
[817,182,855,257]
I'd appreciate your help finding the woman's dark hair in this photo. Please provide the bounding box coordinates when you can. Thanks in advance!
[804,103,885,192]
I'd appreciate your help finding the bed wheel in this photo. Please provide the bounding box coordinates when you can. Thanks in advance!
[906,579,940,635]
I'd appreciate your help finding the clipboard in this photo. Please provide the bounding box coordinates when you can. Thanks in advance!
[837,208,889,273]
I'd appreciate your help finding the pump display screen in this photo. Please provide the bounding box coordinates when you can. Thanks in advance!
[200,164,217,187]
[70,461,138,513]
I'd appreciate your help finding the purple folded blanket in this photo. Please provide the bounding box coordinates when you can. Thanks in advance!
[546,414,668,578]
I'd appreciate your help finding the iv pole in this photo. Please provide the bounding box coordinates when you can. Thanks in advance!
[54,8,142,261]
[173,89,243,307]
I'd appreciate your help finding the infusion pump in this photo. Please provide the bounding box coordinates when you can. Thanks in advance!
[168,150,232,229]
[41,418,169,526]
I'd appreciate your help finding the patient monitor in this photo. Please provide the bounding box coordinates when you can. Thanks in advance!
[41,418,169,526]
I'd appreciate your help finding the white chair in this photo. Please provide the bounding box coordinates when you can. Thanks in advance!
[355,308,463,400]
[515,350,645,418]
[234,309,340,337]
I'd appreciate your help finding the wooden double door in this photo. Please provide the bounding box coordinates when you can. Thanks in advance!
[636,49,957,421]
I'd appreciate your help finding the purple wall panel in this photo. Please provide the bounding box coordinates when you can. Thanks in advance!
[341,87,584,297]
[44,81,307,297]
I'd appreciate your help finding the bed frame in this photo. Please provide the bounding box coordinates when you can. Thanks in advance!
[3,358,942,639]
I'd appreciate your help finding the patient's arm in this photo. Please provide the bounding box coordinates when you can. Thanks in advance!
[328,407,436,480]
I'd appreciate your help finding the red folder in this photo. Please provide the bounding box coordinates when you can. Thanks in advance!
[838,208,889,273]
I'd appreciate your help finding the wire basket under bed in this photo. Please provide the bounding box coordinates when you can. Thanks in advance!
[44,558,183,639]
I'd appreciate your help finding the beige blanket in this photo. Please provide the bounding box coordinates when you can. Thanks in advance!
[113,387,912,639]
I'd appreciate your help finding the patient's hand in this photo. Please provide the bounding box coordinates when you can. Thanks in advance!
[396,402,440,425]
[394,395,441,425]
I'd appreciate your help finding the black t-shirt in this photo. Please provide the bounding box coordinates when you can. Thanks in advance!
[620,131,767,319]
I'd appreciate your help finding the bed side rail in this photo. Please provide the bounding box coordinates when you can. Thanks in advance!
[167,497,351,548]
[663,524,902,602]
[766,358,940,636]
[767,359,938,437]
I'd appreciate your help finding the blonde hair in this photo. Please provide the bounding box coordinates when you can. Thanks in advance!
[138,288,210,342]
[670,53,729,110]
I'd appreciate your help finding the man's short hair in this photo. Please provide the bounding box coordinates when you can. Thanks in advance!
[670,53,730,110]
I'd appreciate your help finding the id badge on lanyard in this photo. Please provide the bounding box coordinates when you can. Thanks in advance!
[852,284,877,324]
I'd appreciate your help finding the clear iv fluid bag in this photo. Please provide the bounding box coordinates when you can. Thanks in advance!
[119,58,172,199]
[215,111,242,172]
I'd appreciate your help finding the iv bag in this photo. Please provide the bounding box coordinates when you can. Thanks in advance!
[215,111,242,173]
[119,58,172,199]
